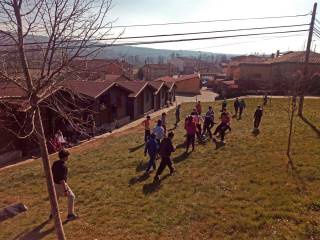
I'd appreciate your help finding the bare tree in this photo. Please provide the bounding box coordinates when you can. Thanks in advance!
[0,0,115,239]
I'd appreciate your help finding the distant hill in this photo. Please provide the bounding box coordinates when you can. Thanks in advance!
[94,46,235,66]
[0,33,235,66]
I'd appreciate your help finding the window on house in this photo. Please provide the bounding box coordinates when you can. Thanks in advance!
[146,91,149,102]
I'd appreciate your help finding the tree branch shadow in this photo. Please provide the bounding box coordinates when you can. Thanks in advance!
[128,143,145,153]
[287,154,307,193]
[12,219,69,240]
[300,115,320,137]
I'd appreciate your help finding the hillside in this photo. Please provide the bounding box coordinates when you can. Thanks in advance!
[96,45,233,65]
[0,33,233,66]
[1,98,319,239]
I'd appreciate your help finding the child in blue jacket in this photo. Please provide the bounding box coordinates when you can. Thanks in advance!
[144,133,159,174]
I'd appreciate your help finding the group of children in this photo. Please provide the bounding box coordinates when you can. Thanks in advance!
[142,112,176,181]
[142,97,266,182]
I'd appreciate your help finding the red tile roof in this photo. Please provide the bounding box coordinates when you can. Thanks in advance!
[154,76,175,82]
[63,80,116,98]
[143,64,174,69]
[264,51,320,64]
[117,81,150,98]
[156,74,199,82]
[174,74,199,82]
[149,81,169,94]
[164,82,176,92]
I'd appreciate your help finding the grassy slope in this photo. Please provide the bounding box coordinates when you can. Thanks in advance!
[0,98,319,240]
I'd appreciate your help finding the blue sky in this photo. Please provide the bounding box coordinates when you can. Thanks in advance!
[105,0,317,54]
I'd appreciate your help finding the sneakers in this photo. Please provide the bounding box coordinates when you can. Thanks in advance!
[49,213,78,221]
[153,175,161,182]
[67,213,78,221]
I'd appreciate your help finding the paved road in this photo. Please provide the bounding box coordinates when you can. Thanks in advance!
[176,88,218,104]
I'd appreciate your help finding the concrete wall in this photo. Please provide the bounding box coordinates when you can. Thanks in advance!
[175,77,201,94]
[238,64,272,90]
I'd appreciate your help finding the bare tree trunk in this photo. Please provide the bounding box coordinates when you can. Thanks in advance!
[35,106,66,240]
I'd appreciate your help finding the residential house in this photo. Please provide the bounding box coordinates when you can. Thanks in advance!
[0,83,77,163]
[164,81,176,104]
[214,80,240,98]
[138,63,178,81]
[157,74,201,95]
[117,81,156,120]
[149,81,170,110]
[64,80,132,132]
[169,57,222,75]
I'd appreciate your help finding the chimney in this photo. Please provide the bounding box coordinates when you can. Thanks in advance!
[276,50,280,58]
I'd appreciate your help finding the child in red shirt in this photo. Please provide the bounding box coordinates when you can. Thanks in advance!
[142,116,151,142]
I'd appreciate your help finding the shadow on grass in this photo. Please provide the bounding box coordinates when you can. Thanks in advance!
[142,174,170,195]
[173,152,190,164]
[128,143,145,153]
[135,160,149,172]
[168,125,177,131]
[300,115,320,138]
[212,138,225,150]
[129,173,150,186]
[12,219,69,240]
[287,155,307,193]
[176,142,186,149]
[252,128,260,137]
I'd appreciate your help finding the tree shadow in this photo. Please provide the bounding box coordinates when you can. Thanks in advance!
[300,115,320,137]
[128,173,150,186]
[12,219,69,240]
[135,160,149,172]
[252,128,260,137]
[168,125,177,131]
[128,143,145,153]
[173,152,190,164]
[142,174,170,195]
[287,154,307,193]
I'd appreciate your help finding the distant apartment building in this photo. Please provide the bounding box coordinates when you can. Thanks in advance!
[138,63,178,81]
[237,51,320,94]
[71,59,134,80]
[169,57,222,75]
[222,55,270,80]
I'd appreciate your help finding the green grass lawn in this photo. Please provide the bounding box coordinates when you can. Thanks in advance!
[1,98,320,240]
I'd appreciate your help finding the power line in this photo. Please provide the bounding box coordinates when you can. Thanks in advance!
[0,23,308,48]
[111,13,311,28]
[0,29,308,54]
[186,33,307,51]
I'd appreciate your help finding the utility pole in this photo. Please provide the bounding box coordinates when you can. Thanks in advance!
[298,2,317,116]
